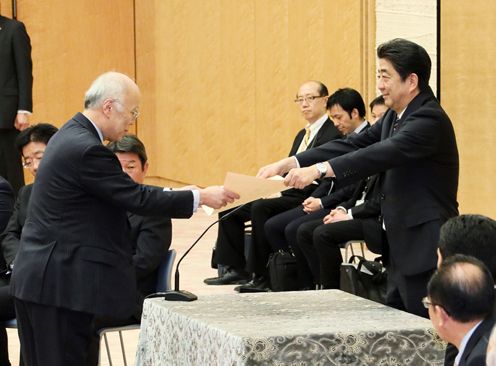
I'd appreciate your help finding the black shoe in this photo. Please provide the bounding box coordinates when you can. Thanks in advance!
[234,276,270,293]
[204,268,249,285]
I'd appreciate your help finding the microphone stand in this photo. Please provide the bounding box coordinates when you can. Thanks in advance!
[162,203,246,301]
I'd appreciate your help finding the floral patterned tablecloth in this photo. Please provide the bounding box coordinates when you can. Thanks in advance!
[135,290,445,366]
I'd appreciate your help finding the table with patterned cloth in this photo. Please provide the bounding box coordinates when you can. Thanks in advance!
[135,290,445,366]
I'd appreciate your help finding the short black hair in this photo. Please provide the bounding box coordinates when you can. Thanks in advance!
[438,214,496,279]
[107,134,148,168]
[377,38,431,92]
[15,123,58,154]
[369,95,385,111]
[326,88,366,118]
[428,254,494,322]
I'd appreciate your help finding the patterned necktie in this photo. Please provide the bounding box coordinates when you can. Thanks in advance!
[303,127,311,146]
[297,127,311,154]
[391,115,401,136]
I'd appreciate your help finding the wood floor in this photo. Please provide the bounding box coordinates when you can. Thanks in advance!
[7,209,370,365]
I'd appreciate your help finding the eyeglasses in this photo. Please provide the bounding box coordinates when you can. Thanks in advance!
[112,100,140,120]
[421,297,433,309]
[22,153,44,168]
[294,95,326,105]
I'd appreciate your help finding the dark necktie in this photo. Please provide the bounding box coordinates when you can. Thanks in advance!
[391,115,401,136]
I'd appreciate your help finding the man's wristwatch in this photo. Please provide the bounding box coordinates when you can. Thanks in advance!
[316,162,327,179]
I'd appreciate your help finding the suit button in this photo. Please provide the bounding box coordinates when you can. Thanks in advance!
[380,194,385,200]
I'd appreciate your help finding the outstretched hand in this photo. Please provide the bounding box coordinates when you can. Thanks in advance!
[284,166,319,189]
[199,186,240,209]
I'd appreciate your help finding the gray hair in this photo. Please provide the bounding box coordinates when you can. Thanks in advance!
[83,72,132,110]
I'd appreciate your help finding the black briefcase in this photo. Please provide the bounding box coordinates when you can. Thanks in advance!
[340,255,387,304]
[268,250,299,292]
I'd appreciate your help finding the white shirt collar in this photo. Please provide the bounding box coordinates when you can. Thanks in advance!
[397,107,407,120]
[85,115,104,143]
[304,113,329,145]
[354,120,368,134]
[454,320,483,366]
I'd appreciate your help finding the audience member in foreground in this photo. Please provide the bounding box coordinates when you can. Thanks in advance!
[436,214,496,366]
[426,255,495,366]
[10,71,238,365]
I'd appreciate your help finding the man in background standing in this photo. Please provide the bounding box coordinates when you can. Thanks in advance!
[0,9,33,194]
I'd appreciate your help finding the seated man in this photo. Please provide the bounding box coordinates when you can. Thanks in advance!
[86,135,173,365]
[436,214,496,365]
[425,254,495,366]
[295,172,383,289]
[369,95,388,124]
[264,88,372,258]
[204,80,341,289]
[0,123,57,366]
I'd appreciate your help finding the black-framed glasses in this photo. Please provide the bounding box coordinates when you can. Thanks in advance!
[294,95,326,104]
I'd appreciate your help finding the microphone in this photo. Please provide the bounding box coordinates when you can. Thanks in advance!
[162,203,247,302]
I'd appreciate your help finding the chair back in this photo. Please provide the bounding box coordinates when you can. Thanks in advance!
[156,249,176,292]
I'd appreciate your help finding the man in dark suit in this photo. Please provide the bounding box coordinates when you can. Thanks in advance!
[0,14,33,194]
[86,134,174,365]
[10,72,238,366]
[0,176,13,366]
[436,214,496,365]
[295,174,383,289]
[0,123,57,366]
[258,38,459,317]
[425,255,495,366]
[264,88,371,255]
[204,80,341,290]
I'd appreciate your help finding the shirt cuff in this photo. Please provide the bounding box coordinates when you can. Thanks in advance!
[293,156,300,168]
[192,190,200,212]
[17,110,32,115]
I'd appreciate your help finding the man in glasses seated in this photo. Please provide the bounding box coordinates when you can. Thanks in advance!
[425,255,495,366]
[205,80,342,291]
[0,123,58,366]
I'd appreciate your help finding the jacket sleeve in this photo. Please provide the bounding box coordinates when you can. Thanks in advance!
[132,215,172,281]
[12,20,33,112]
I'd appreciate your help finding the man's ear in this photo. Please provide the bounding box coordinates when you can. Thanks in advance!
[434,304,451,327]
[408,73,419,93]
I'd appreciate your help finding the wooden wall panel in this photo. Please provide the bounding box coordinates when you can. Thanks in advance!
[11,0,135,183]
[16,0,135,126]
[441,1,496,216]
[136,0,374,187]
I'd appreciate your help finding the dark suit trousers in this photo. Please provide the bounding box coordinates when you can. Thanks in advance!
[298,219,365,288]
[0,283,15,366]
[14,298,93,366]
[246,196,303,276]
[213,204,253,269]
[0,129,24,195]
[386,260,433,318]
[264,206,330,251]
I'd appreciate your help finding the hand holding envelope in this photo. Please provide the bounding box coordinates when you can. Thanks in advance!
[202,172,291,214]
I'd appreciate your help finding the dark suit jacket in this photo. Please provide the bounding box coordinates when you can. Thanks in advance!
[282,117,342,200]
[11,113,194,318]
[0,177,13,236]
[458,317,495,366]
[0,16,32,128]
[0,183,32,271]
[310,122,371,207]
[129,212,171,318]
[296,89,459,276]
